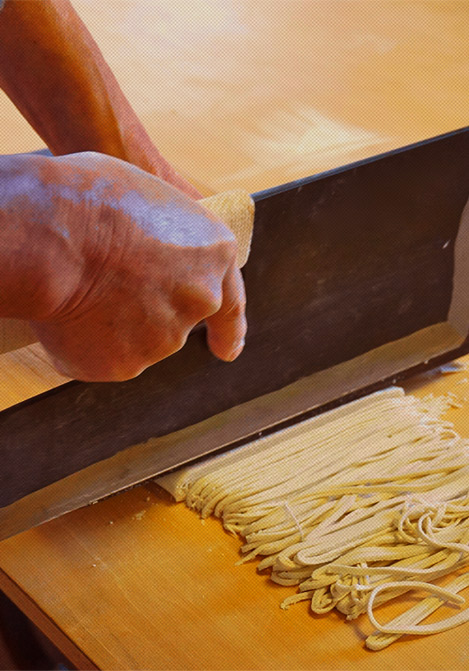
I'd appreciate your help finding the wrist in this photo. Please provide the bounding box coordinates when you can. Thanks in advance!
[0,154,85,321]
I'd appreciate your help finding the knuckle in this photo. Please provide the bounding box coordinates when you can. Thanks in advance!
[219,240,238,265]
[159,321,189,355]
[204,292,223,316]
[133,324,188,364]
[168,328,187,353]
[173,284,222,321]
[99,356,142,382]
[222,298,246,321]
[206,239,236,269]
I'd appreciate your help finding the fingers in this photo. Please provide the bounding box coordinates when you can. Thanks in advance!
[205,264,247,362]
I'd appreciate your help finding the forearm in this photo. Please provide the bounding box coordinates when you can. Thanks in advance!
[0,0,198,195]
[0,154,82,320]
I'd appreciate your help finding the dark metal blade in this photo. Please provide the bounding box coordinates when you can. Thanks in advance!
[1,127,468,538]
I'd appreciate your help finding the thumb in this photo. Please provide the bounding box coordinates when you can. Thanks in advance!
[205,265,247,362]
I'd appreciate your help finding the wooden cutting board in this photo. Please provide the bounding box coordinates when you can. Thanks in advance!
[0,1,468,668]
[0,363,468,670]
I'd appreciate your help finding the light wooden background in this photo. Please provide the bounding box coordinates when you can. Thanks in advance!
[0,1,468,669]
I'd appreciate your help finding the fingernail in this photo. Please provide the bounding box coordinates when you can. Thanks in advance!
[227,338,245,361]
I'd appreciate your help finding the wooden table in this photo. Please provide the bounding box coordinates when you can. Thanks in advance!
[0,1,468,668]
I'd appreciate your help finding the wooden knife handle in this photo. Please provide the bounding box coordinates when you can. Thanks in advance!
[0,189,255,355]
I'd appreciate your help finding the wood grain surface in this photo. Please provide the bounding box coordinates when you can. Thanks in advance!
[0,364,469,671]
[0,1,468,669]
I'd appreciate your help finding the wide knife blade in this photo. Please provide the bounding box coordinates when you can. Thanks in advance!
[0,126,468,539]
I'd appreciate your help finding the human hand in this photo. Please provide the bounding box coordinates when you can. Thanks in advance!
[24,152,246,381]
